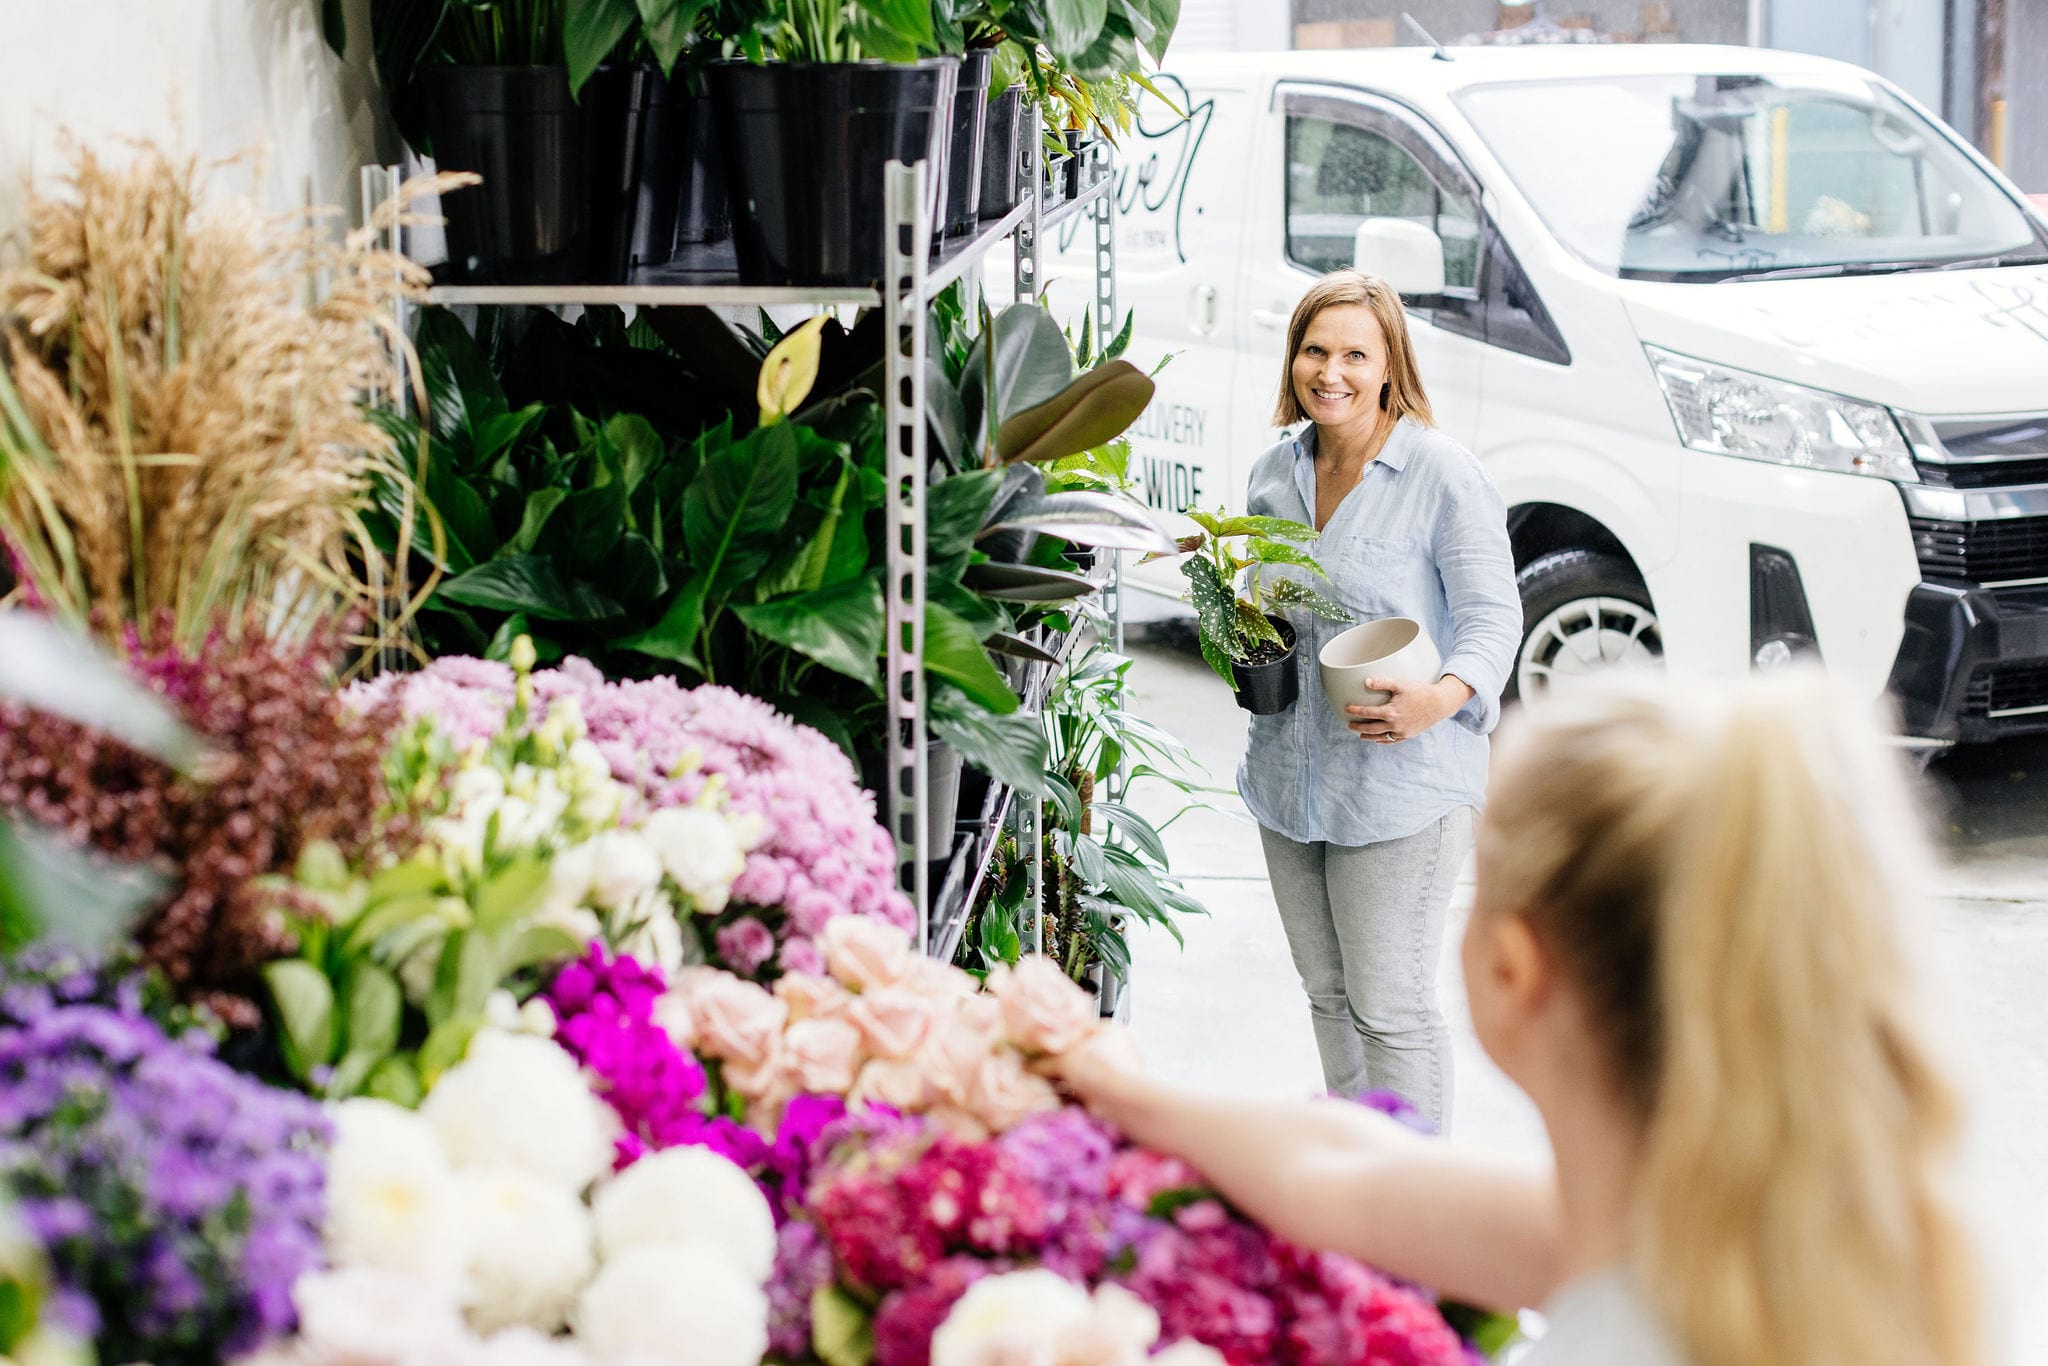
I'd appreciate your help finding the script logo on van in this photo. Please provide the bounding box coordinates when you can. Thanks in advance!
[1123,73,1212,265]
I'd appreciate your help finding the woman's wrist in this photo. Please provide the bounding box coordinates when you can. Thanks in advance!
[1434,674,1477,719]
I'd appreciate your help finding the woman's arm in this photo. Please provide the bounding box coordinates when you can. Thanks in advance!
[1433,467,1521,734]
[1047,1032,1567,1312]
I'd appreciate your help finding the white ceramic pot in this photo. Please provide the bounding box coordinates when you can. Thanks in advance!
[1318,617,1441,712]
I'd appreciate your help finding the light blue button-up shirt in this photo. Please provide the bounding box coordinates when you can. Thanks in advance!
[1236,418,1520,847]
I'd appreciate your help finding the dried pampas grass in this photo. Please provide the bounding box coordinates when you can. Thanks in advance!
[0,135,470,657]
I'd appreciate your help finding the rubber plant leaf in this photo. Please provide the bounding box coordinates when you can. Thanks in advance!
[996,360,1155,465]
[961,305,1076,460]
[961,561,1099,602]
[981,489,1176,552]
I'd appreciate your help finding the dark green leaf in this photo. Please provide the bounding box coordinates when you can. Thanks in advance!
[734,577,886,688]
[1072,833,1110,886]
[1094,799,1169,865]
[508,487,568,555]
[1248,540,1327,572]
[928,468,1003,580]
[924,604,1019,713]
[414,308,506,441]
[473,405,546,465]
[566,0,639,94]
[961,305,1076,449]
[321,0,347,54]
[616,578,707,668]
[603,412,666,495]
[982,488,1175,552]
[1043,769,1083,831]
[931,686,1047,795]
[1180,556,1239,686]
[684,421,803,592]
[984,631,1060,665]
[475,855,552,935]
[1266,577,1354,623]
[437,555,626,622]
[962,560,1098,602]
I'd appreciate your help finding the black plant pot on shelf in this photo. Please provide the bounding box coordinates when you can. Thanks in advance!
[1060,128,1098,200]
[707,58,958,286]
[979,84,1025,217]
[424,65,592,283]
[583,63,685,281]
[938,49,993,238]
[857,737,964,870]
[674,82,732,246]
[1231,616,1299,715]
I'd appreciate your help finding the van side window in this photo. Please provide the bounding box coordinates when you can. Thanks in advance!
[1285,114,1480,288]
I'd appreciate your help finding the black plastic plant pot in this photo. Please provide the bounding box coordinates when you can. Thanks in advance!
[979,85,1025,216]
[1231,616,1299,715]
[707,58,958,286]
[582,63,680,282]
[424,65,592,284]
[674,82,732,246]
[938,49,993,238]
[1060,128,1096,200]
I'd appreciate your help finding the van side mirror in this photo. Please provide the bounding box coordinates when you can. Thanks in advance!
[1353,218,1446,304]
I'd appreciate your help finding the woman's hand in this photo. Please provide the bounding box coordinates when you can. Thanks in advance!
[1346,675,1477,744]
[1033,1023,1147,1117]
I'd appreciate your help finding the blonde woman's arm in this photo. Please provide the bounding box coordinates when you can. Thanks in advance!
[1047,1029,1565,1313]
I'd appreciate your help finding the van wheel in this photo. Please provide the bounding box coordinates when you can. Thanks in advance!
[1506,549,1663,705]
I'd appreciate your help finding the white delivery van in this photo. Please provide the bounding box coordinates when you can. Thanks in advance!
[1041,43,2048,745]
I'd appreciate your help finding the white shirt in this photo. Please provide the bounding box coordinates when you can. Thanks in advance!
[1512,1268,1689,1366]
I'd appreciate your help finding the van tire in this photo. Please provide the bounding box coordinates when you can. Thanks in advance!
[1505,549,1662,706]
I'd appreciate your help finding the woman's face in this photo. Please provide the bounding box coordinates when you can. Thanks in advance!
[1291,302,1390,437]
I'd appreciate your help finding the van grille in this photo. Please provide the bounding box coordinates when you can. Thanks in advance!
[1914,457,2048,489]
[1915,414,2048,489]
[1962,661,2048,718]
[1909,515,2048,584]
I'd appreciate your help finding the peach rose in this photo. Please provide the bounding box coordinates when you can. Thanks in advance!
[964,1050,1060,1132]
[916,1009,1000,1106]
[783,1016,864,1095]
[905,956,978,1000]
[650,990,697,1050]
[990,957,1098,1056]
[821,916,913,993]
[722,1044,793,1100]
[848,1057,934,1113]
[689,975,788,1068]
[847,988,939,1061]
[774,971,855,1024]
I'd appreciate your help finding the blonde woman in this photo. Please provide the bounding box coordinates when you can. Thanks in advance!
[1242,269,1519,1126]
[1049,671,1982,1366]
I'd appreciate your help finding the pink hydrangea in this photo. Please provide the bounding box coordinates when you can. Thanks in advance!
[347,657,915,980]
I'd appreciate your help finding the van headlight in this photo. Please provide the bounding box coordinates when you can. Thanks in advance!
[1646,345,1918,483]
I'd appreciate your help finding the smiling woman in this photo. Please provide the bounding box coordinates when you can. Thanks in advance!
[1238,270,1520,1129]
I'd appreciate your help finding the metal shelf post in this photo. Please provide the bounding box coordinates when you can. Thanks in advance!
[882,159,933,951]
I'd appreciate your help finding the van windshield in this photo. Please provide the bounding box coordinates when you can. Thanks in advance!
[1453,73,2048,281]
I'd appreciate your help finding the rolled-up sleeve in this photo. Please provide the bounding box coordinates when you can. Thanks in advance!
[1433,468,1520,734]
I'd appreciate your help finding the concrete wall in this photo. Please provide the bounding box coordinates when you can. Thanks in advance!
[0,0,387,251]
[1291,0,1750,44]
[2006,0,2048,190]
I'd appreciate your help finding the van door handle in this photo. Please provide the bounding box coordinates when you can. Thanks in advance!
[1252,306,1288,329]
[1188,284,1218,335]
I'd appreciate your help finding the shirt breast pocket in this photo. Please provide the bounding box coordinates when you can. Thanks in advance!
[1325,532,1431,621]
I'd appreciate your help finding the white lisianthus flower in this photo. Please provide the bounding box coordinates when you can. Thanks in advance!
[567,740,626,826]
[930,1270,1095,1366]
[641,807,747,914]
[473,1327,598,1366]
[423,1030,616,1193]
[530,904,604,948]
[544,839,600,913]
[449,764,507,814]
[455,1166,596,1335]
[323,1101,468,1289]
[607,888,684,974]
[1150,1344,1231,1366]
[590,1146,776,1284]
[572,1244,767,1366]
[588,830,665,911]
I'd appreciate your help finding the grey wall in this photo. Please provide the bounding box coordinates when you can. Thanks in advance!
[2008,0,2048,189]
[1292,0,1751,43]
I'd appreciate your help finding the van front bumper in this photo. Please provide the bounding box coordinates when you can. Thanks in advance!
[1886,582,2048,743]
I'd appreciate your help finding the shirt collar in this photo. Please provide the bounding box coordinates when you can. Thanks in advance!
[1291,419,1413,473]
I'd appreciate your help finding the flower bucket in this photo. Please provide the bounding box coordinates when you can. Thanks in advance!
[424,65,592,283]
[939,48,993,238]
[979,84,1026,217]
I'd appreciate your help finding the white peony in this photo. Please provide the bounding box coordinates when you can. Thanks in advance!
[423,1030,616,1192]
[471,1327,597,1366]
[455,1165,597,1334]
[590,1146,776,1284]
[572,1243,767,1366]
[324,1099,468,1289]
[1149,1345,1230,1366]
[290,1265,471,1364]
[588,829,666,911]
[640,807,747,914]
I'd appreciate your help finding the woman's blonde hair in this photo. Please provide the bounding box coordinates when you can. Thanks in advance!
[1479,671,1979,1366]
[1271,270,1435,428]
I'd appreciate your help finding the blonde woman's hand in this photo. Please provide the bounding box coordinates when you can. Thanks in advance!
[1032,1021,1146,1112]
[1345,674,1476,744]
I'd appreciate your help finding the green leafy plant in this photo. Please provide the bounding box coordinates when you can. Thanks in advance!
[758,0,937,61]
[1158,510,1354,688]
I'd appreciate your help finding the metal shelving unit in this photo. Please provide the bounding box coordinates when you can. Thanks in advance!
[365,120,1121,960]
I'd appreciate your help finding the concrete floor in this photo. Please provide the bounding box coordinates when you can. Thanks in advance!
[1112,624,2048,1355]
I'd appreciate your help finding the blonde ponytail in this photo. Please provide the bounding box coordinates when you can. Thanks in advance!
[1482,672,1980,1366]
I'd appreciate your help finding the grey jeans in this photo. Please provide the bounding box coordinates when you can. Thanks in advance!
[1258,807,1474,1130]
